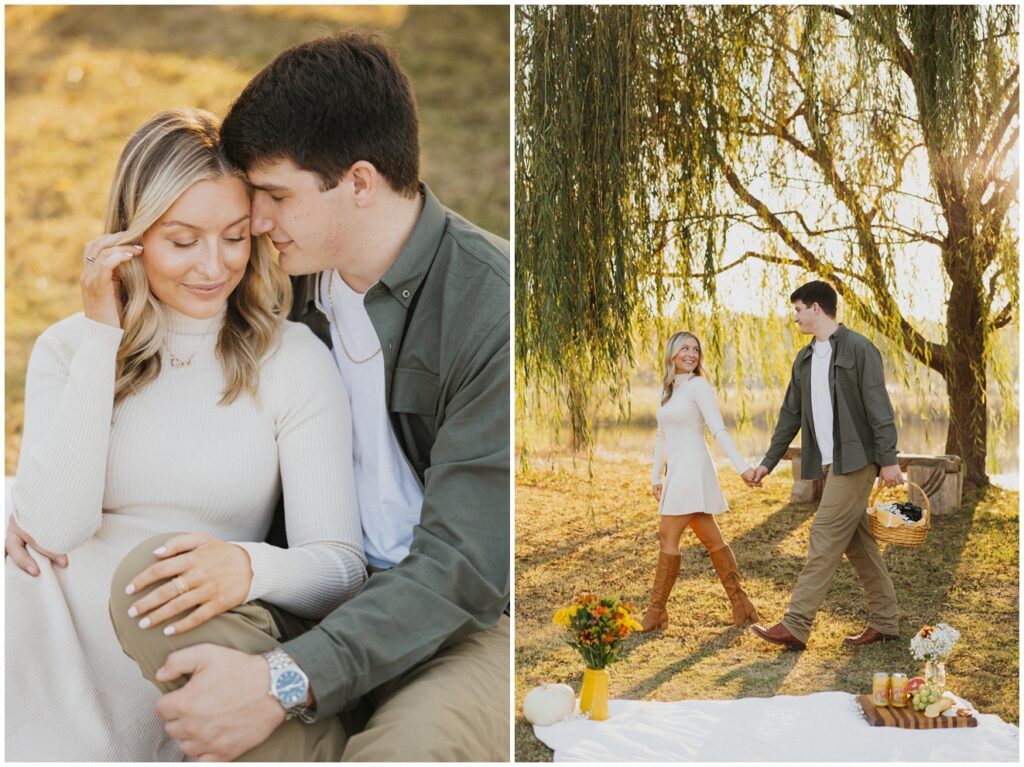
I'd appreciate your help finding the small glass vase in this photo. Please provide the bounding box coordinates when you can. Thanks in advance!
[579,667,609,720]
[924,659,947,690]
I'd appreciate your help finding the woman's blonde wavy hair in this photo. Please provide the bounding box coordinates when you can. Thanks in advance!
[104,108,292,405]
[660,331,707,404]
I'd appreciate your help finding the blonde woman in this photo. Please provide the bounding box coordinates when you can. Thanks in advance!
[4,109,363,760]
[642,331,760,632]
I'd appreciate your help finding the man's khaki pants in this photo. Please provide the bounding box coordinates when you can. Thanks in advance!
[109,535,510,762]
[779,463,899,645]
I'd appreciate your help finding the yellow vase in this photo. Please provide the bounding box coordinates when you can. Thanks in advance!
[579,667,609,720]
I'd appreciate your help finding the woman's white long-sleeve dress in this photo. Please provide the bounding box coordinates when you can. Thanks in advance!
[651,374,751,515]
[5,308,366,762]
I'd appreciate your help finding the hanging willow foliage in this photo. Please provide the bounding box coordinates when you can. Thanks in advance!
[516,5,1018,488]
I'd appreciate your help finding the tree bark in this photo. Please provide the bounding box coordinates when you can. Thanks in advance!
[943,249,990,491]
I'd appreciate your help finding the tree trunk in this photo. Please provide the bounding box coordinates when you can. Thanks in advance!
[943,268,989,491]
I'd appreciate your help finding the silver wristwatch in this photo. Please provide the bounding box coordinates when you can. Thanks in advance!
[263,647,315,723]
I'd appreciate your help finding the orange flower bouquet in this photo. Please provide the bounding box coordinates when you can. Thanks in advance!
[553,593,642,670]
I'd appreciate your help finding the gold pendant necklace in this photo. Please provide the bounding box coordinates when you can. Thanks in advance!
[166,337,201,369]
[327,272,382,365]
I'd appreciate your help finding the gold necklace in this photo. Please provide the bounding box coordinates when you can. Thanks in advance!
[166,337,201,369]
[327,271,382,365]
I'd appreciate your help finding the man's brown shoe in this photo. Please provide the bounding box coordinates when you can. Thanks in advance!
[843,627,899,646]
[750,622,806,650]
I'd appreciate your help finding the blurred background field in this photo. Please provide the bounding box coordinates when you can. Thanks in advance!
[5,4,510,472]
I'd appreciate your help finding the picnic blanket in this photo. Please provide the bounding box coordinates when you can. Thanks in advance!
[532,691,1019,761]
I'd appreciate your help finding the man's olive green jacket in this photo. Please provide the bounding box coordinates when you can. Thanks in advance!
[761,324,898,480]
[273,185,509,718]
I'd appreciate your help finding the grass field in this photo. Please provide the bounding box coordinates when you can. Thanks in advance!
[515,454,1019,761]
[5,5,509,472]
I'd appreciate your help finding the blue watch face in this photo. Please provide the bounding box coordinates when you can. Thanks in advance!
[275,670,308,706]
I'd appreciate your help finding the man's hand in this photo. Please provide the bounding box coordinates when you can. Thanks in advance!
[878,464,904,488]
[5,516,67,575]
[154,644,284,761]
[749,465,770,487]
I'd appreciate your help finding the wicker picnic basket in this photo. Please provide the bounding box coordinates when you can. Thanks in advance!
[866,480,931,546]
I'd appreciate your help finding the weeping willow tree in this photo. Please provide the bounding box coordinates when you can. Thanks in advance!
[516,5,1018,490]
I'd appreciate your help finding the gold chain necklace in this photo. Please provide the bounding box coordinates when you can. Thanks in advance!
[327,271,382,365]
[166,337,201,369]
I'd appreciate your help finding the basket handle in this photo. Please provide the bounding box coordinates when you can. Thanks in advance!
[868,478,932,524]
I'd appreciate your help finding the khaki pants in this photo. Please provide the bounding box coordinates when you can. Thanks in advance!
[109,535,510,762]
[780,463,899,644]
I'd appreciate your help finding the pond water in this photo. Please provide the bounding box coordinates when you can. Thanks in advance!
[525,400,1019,490]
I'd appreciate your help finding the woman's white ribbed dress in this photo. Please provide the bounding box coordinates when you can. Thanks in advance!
[651,374,751,515]
[5,308,366,762]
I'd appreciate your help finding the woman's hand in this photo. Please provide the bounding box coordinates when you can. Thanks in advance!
[741,468,760,488]
[80,232,143,328]
[5,516,67,575]
[124,532,253,636]
[651,483,662,502]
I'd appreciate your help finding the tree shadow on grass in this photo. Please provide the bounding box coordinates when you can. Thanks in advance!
[715,654,804,699]
[801,486,1002,696]
[622,626,800,700]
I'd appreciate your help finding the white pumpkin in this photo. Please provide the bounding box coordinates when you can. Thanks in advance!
[524,683,576,726]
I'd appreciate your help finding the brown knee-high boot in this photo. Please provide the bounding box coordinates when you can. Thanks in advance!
[640,552,681,632]
[709,545,759,626]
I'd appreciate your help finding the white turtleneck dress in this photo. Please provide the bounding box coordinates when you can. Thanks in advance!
[5,308,366,762]
[651,374,751,515]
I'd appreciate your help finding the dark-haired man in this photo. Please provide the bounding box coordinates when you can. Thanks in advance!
[747,280,901,651]
[112,33,509,760]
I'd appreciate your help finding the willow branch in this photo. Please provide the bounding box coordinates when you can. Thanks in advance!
[971,83,1020,196]
[986,267,1006,308]
[990,301,1015,330]
[723,163,948,372]
[664,250,870,288]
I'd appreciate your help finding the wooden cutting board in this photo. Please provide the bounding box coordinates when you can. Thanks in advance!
[857,695,977,728]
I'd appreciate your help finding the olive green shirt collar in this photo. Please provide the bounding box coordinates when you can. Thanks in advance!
[377,183,446,309]
[795,323,849,364]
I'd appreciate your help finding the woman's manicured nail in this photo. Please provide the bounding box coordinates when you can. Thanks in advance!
[127,606,137,618]
[139,617,151,629]
[124,584,135,595]
[28,566,38,575]
[153,546,166,555]
[163,626,176,636]
[133,244,143,250]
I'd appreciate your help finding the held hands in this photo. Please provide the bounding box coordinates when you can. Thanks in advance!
[124,532,253,637]
[878,464,905,488]
[80,232,143,328]
[742,465,770,488]
[5,516,67,575]
[155,644,284,761]
[651,483,662,502]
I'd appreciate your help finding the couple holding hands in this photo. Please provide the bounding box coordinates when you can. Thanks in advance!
[645,280,903,651]
[5,33,509,762]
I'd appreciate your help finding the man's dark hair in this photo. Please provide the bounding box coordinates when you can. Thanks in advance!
[790,280,838,318]
[220,32,420,196]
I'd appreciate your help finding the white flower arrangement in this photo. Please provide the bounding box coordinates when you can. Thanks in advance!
[910,623,961,661]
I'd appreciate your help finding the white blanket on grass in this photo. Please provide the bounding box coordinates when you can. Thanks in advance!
[533,692,1019,762]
